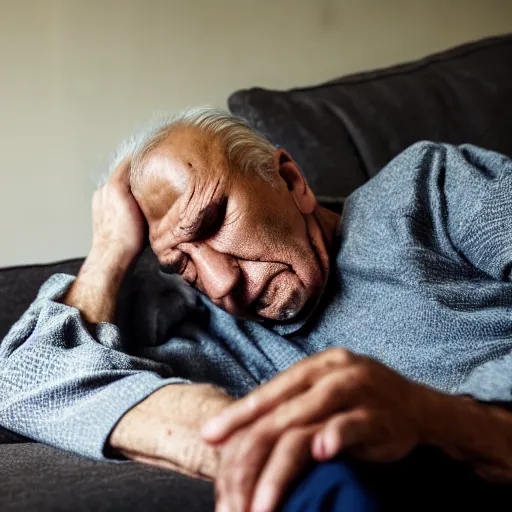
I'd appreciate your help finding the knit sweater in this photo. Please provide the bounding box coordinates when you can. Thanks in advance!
[1,141,512,460]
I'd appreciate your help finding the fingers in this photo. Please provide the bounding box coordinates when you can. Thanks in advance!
[203,370,309,443]
[202,348,356,443]
[266,370,360,431]
[109,157,132,188]
[215,429,274,512]
[223,370,359,451]
[215,424,319,512]
[251,425,318,512]
[312,409,371,461]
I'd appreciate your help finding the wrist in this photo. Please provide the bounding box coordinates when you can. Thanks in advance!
[81,244,137,294]
[109,384,233,478]
[418,391,464,447]
[61,245,135,324]
[88,243,137,275]
[419,390,512,465]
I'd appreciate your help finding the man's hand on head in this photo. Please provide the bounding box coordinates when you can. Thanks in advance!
[63,158,146,323]
[89,157,145,271]
[201,348,451,512]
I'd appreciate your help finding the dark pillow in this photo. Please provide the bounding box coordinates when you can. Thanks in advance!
[318,196,344,215]
[229,34,512,199]
[0,258,84,340]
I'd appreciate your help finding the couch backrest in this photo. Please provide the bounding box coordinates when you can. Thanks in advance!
[229,34,512,199]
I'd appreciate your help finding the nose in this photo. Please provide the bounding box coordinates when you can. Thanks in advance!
[189,244,240,300]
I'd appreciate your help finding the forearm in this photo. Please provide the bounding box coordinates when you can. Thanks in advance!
[423,393,512,481]
[62,247,133,324]
[109,383,235,479]
[0,272,187,459]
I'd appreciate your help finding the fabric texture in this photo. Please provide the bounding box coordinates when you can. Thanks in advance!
[2,143,512,464]
[0,272,190,459]
[229,34,512,199]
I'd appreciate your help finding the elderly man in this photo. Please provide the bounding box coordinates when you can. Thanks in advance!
[2,107,512,511]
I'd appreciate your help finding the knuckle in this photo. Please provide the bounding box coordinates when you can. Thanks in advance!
[357,408,373,424]
[352,363,372,384]
[328,371,347,389]
[325,347,354,366]
[318,372,346,397]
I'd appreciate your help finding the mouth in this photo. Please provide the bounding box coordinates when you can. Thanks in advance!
[248,269,306,321]
[215,263,306,321]
[247,267,289,312]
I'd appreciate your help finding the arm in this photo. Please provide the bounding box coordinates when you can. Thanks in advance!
[202,349,512,511]
[422,393,512,482]
[441,143,512,283]
[61,247,233,478]
[0,159,232,478]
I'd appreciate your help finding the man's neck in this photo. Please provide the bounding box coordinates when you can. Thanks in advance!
[305,205,341,286]
[314,205,341,252]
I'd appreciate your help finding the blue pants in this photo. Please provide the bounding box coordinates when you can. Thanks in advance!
[281,448,512,511]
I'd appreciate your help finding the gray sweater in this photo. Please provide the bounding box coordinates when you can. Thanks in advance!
[1,141,512,460]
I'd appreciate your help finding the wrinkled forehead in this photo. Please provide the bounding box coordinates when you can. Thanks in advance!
[132,127,232,239]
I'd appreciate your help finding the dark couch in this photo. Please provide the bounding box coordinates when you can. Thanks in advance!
[1,34,511,511]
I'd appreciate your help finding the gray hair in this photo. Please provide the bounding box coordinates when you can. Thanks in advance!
[103,107,277,187]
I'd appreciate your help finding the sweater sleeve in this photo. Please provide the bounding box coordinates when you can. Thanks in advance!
[443,143,512,282]
[440,144,512,401]
[0,273,190,460]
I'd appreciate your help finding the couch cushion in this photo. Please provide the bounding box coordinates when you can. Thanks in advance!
[229,33,512,199]
[0,258,84,340]
[0,443,214,512]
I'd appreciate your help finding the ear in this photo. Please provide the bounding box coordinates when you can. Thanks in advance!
[274,149,316,215]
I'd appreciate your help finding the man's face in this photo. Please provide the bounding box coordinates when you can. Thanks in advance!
[133,128,328,321]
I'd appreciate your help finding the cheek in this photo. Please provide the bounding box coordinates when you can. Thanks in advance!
[258,203,306,253]
[221,209,286,257]
[210,189,303,258]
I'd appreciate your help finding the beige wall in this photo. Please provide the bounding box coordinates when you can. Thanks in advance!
[0,0,511,267]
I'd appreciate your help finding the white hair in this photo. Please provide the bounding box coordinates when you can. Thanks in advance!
[102,107,276,187]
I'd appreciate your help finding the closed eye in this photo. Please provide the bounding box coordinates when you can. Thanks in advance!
[192,197,228,241]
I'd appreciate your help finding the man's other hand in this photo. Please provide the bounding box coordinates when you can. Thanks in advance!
[109,384,234,479]
[203,348,441,512]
